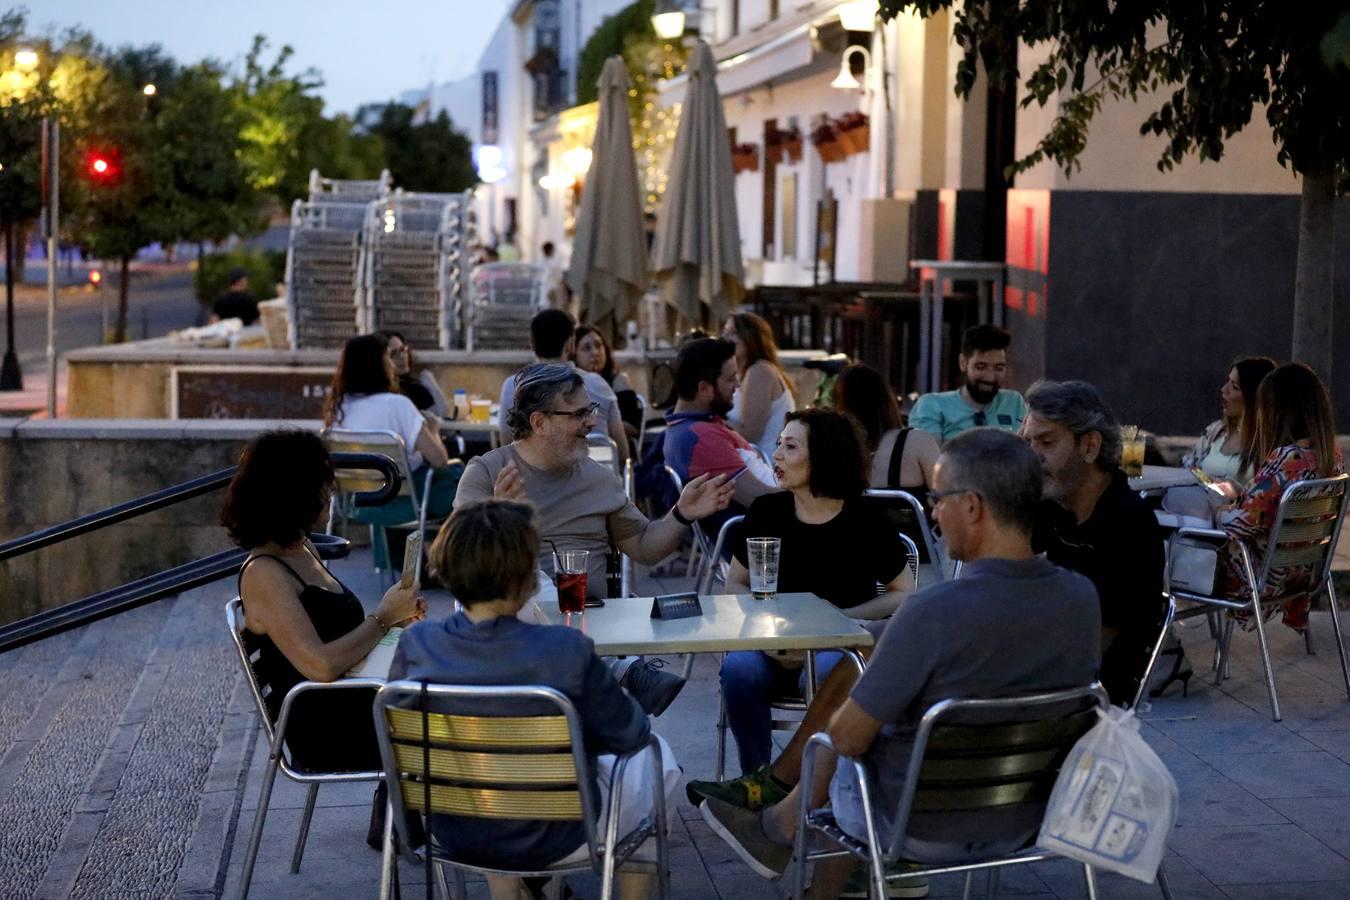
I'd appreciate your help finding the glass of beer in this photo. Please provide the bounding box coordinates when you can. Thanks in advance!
[1121,425,1146,478]
[470,398,492,423]
[746,537,781,600]
[556,549,589,613]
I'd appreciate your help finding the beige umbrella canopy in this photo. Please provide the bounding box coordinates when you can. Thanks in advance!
[566,56,649,344]
[651,40,744,331]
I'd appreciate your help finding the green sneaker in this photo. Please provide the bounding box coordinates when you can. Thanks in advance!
[685,765,790,810]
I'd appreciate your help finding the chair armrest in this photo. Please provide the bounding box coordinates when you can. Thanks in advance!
[1173,526,1229,544]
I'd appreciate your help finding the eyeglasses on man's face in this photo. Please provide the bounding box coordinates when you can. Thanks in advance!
[539,402,600,421]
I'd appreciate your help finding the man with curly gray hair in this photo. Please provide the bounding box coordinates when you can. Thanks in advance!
[1022,380,1165,706]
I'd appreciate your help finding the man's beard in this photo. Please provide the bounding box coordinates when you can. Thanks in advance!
[711,395,734,418]
[967,380,1000,405]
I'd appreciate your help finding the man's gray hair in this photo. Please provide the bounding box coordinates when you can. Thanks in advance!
[939,428,1043,534]
[1024,380,1122,470]
[505,363,585,440]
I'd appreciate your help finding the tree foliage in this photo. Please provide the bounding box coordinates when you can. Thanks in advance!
[367,104,475,193]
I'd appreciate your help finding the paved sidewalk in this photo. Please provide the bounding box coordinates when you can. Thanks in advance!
[5,549,1350,897]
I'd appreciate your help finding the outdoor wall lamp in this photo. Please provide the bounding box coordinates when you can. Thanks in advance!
[831,46,871,91]
[651,0,687,40]
[837,0,879,33]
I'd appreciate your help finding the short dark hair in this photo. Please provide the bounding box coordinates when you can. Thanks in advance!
[430,501,540,606]
[1025,380,1122,470]
[505,363,586,439]
[221,430,334,549]
[961,324,1012,356]
[674,338,736,401]
[939,428,1043,534]
[784,408,869,500]
[530,309,576,358]
[324,333,395,426]
[833,364,902,451]
[227,267,249,286]
[541,241,556,255]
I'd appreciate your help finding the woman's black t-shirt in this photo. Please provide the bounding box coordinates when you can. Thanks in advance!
[733,491,910,609]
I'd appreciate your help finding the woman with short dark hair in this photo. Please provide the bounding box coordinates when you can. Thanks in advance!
[719,408,915,776]
[224,430,425,773]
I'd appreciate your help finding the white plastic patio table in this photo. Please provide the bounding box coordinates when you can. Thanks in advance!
[531,592,875,658]
[1130,465,1198,492]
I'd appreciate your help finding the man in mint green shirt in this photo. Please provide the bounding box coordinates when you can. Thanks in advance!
[910,324,1026,444]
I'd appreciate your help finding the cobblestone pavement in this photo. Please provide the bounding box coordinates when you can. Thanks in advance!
[7,550,1350,898]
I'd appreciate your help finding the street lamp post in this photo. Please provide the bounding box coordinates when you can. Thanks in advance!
[1,47,41,391]
[41,115,58,417]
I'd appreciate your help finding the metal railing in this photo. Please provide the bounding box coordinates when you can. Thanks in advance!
[0,452,402,655]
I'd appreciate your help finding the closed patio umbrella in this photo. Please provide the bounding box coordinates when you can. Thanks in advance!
[651,40,744,331]
[566,56,648,344]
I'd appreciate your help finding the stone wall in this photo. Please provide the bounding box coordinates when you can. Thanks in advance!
[0,419,321,626]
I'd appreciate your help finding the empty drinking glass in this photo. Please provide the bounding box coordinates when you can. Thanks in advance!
[746,537,781,599]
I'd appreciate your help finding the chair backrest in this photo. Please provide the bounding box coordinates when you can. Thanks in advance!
[635,392,650,452]
[864,488,946,578]
[324,428,415,498]
[886,684,1107,862]
[373,680,602,869]
[226,598,281,746]
[587,434,622,478]
[698,514,746,594]
[1254,474,1349,592]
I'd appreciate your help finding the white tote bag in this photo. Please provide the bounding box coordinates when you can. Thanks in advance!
[1038,707,1178,883]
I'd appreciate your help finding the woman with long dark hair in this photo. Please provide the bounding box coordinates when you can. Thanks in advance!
[378,330,449,416]
[722,312,795,460]
[323,334,461,523]
[833,363,939,502]
[1220,362,1343,632]
[572,324,641,437]
[1182,356,1277,487]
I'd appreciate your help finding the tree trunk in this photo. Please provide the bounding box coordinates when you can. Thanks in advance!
[1292,162,1336,383]
[114,256,131,343]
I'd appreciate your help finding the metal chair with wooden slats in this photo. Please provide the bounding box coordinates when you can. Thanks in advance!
[1167,474,1350,721]
[226,599,386,899]
[791,684,1175,900]
[324,428,457,580]
[373,681,670,900]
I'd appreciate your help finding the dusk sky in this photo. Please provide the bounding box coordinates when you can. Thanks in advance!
[30,1,502,114]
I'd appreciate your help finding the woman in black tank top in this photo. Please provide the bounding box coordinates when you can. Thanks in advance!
[223,431,425,772]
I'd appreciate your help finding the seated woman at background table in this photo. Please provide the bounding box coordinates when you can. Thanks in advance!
[379,329,449,416]
[720,408,914,776]
[573,324,642,440]
[833,363,939,500]
[391,500,680,899]
[1218,362,1343,632]
[325,333,462,524]
[722,313,796,461]
[225,431,425,842]
[1182,355,1277,488]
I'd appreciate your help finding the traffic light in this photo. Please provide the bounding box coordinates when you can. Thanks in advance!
[85,149,119,183]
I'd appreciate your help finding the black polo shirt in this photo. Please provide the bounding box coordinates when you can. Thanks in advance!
[1033,468,1165,704]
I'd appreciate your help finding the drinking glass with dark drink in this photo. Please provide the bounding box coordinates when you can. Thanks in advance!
[556,549,589,613]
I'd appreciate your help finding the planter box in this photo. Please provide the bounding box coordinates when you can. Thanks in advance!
[766,142,785,165]
[732,151,759,174]
[817,139,847,164]
[783,138,803,163]
[838,123,870,155]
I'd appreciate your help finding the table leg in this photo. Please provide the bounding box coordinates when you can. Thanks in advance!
[930,276,944,392]
[917,278,931,394]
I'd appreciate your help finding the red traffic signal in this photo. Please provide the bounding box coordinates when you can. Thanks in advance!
[85,150,119,182]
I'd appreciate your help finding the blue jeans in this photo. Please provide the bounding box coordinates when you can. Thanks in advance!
[720,649,845,774]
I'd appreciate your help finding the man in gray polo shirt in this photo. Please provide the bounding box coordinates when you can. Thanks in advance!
[700,429,1101,896]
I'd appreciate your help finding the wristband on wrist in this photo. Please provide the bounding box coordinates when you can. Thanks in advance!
[671,505,694,527]
[367,611,391,632]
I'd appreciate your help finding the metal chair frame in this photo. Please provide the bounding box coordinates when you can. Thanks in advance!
[372,680,670,900]
[588,433,624,480]
[791,684,1175,900]
[323,428,442,579]
[1167,474,1350,721]
[226,599,385,899]
[1131,594,1179,712]
[661,466,712,578]
[864,489,949,580]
